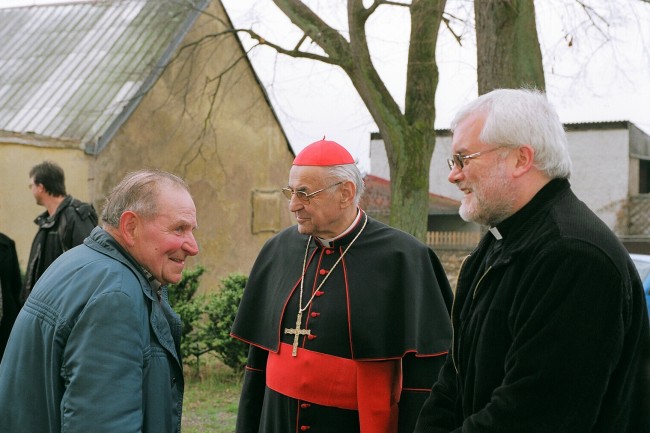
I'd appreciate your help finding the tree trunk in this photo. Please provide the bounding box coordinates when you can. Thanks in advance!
[342,0,445,240]
[386,0,445,240]
[386,130,435,240]
[475,0,545,94]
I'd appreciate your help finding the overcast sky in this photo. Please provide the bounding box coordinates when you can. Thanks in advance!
[221,0,650,171]
[3,0,649,171]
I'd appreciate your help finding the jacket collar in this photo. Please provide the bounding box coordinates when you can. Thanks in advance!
[83,227,160,302]
[485,178,571,264]
[315,208,366,249]
[34,195,72,228]
[84,226,182,367]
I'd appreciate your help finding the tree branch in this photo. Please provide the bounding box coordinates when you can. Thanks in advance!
[293,33,308,51]
[363,1,410,22]
[374,0,412,9]
[575,0,611,40]
[346,0,404,120]
[442,15,463,46]
[272,0,353,65]
[237,28,335,64]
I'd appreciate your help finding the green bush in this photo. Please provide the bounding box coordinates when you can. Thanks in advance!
[203,274,249,374]
[167,266,205,339]
[168,267,248,374]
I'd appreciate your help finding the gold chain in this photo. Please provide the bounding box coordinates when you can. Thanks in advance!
[297,213,368,314]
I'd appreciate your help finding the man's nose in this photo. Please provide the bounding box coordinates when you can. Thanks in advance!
[184,234,199,256]
[288,193,303,211]
[448,165,463,184]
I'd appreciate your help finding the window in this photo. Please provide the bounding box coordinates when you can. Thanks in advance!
[640,160,650,194]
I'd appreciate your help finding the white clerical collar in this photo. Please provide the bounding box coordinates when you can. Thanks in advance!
[317,209,362,248]
[489,226,503,240]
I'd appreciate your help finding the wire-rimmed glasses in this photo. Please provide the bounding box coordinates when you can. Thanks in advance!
[281,181,343,204]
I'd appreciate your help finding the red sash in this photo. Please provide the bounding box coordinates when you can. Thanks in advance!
[267,343,400,433]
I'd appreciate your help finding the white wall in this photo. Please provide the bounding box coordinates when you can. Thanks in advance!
[567,129,629,229]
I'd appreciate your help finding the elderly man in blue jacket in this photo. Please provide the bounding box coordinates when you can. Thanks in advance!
[0,169,199,433]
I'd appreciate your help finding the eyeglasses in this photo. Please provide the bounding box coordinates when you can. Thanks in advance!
[447,146,506,171]
[282,182,343,204]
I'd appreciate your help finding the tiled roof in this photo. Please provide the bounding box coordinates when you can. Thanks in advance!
[0,0,208,153]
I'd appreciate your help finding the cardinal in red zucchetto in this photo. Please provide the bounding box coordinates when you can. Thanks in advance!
[232,138,453,433]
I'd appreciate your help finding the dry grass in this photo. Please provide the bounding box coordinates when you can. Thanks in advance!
[182,356,241,433]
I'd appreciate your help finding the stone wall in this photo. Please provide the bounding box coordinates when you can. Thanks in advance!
[432,247,474,293]
[628,195,650,236]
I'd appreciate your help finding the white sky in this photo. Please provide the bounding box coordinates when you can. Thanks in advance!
[1,0,78,5]
[3,0,650,172]
[221,0,650,171]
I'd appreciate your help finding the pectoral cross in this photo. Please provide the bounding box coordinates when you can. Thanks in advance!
[284,310,311,357]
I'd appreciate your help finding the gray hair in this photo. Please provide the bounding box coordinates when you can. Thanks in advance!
[101,169,190,228]
[326,163,365,206]
[451,88,572,179]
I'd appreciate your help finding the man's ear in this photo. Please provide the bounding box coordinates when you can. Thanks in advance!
[339,181,356,209]
[512,145,535,178]
[119,211,139,247]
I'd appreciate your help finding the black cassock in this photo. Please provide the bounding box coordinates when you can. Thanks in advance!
[232,211,453,433]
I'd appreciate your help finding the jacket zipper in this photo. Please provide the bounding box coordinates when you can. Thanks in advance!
[450,255,468,374]
[473,266,492,300]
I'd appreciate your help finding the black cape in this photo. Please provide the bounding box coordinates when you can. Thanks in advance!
[232,212,454,432]
[232,212,453,360]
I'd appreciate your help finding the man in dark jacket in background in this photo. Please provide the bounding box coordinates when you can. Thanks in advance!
[22,161,97,302]
[415,88,649,433]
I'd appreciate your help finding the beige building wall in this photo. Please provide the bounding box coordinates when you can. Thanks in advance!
[0,140,94,270]
[1,2,295,291]
[89,0,295,292]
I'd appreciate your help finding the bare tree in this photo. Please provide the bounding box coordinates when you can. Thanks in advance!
[234,0,448,240]
[195,0,645,238]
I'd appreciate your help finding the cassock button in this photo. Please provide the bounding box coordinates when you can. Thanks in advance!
[315,290,325,297]
[310,312,320,318]
[300,403,311,409]
[307,334,317,340]
[319,269,328,275]
[325,249,334,255]
[300,426,311,431]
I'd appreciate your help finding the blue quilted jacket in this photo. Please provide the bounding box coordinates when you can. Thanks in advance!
[0,227,184,433]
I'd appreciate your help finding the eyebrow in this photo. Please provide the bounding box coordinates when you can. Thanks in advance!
[173,215,198,229]
[286,185,309,192]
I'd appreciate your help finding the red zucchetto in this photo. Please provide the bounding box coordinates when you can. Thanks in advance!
[293,139,355,166]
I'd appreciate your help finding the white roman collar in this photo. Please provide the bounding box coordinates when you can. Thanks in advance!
[489,226,503,240]
[317,209,362,248]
